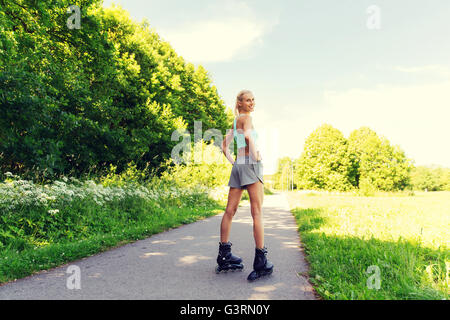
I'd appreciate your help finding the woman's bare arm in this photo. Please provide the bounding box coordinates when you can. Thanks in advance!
[222,128,235,165]
[242,116,260,162]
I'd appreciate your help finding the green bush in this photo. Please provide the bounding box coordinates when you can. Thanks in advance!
[0,169,225,283]
[160,140,232,189]
[0,1,230,180]
[358,177,377,196]
[410,165,450,191]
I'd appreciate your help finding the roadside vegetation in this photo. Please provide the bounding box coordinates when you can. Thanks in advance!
[287,191,449,300]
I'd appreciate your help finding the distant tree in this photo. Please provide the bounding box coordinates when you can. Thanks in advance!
[295,124,355,191]
[442,168,450,191]
[410,165,449,191]
[348,127,413,191]
[273,157,294,190]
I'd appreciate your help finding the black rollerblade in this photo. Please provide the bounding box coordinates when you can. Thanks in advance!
[215,242,244,273]
[247,247,273,281]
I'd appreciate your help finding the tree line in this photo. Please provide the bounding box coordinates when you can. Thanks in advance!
[272,124,450,192]
[0,0,233,181]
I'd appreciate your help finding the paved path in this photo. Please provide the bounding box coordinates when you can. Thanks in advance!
[0,192,317,300]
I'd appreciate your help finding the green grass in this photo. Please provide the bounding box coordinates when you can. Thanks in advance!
[287,191,449,300]
[0,181,224,284]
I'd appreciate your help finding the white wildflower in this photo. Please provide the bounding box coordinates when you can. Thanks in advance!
[48,209,59,215]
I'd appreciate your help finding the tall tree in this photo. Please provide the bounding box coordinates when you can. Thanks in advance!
[295,124,355,191]
[0,1,230,180]
[348,127,413,191]
[410,165,450,191]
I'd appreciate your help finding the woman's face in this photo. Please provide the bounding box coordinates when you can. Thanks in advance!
[239,93,255,113]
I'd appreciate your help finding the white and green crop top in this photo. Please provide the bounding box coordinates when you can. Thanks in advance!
[233,114,259,149]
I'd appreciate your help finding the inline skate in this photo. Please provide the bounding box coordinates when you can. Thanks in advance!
[215,242,244,273]
[247,247,273,281]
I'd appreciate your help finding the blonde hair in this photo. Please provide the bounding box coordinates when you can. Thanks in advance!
[234,89,253,117]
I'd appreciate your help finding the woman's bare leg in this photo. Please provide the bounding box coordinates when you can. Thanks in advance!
[246,181,264,249]
[220,187,244,243]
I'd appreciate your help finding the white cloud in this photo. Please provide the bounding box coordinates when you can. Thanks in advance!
[394,64,450,77]
[157,1,278,63]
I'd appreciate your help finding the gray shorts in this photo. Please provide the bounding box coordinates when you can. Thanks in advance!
[228,156,264,189]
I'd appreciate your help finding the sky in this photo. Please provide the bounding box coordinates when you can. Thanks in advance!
[103,0,450,174]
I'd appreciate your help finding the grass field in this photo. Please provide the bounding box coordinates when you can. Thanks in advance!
[0,176,226,284]
[286,190,449,300]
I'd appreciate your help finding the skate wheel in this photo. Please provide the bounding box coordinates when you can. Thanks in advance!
[247,268,273,281]
[215,266,230,274]
[216,263,244,274]
[247,271,258,281]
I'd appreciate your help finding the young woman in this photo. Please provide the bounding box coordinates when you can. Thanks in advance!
[216,89,274,281]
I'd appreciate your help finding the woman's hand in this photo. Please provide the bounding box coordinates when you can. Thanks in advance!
[257,151,262,161]
[249,151,262,163]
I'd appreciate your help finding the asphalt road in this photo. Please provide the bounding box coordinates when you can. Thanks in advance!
[0,192,317,300]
